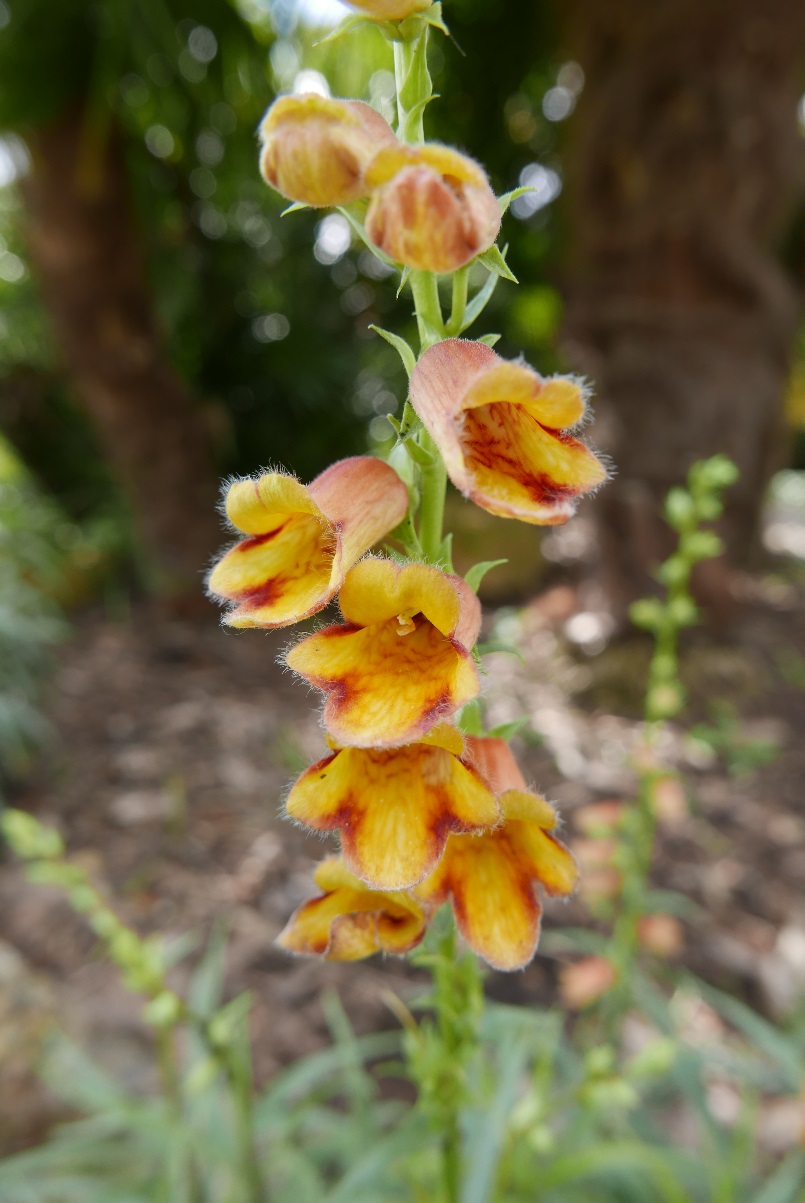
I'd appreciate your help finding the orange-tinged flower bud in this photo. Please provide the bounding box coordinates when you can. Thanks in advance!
[277,856,427,960]
[286,725,499,890]
[559,956,617,1009]
[345,0,432,18]
[409,339,607,525]
[415,741,577,971]
[365,144,501,273]
[284,557,481,749]
[259,94,397,208]
[637,914,684,958]
[207,458,408,629]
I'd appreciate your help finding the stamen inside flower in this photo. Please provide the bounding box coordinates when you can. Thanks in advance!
[396,610,418,636]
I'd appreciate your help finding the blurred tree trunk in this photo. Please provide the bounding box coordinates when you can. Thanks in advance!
[21,103,221,603]
[561,0,805,618]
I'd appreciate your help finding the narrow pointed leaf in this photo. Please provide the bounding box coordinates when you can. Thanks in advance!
[486,717,529,742]
[281,201,310,216]
[476,244,518,283]
[497,185,537,215]
[370,325,417,377]
[464,558,508,593]
[460,270,501,332]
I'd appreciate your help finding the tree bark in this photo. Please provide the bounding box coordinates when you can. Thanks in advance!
[20,103,221,602]
[561,0,805,617]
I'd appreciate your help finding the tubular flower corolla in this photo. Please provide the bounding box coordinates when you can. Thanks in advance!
[259,94,397,208]
[365,144,501,273]
[409,339,607,524]
[207,458,408,629]
[277,856,427,960]
[414,737,578,970]
[285,724,499,890]
[284,557,482,748]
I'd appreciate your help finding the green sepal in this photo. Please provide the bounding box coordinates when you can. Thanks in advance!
[420,3,449,36]
[477,333,501,347]
[497,185,536,216]
[463,558,507,593]
[476,243,518,283]
[486,717,529,742]
[370,325,417,377]
[404,438,436,467]
[396,267,413,298]
[336,204,396,266]
[281,201,309,217]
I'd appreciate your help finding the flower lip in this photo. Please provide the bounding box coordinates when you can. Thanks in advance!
[284,559,482,748]
[409,339,608,525]
[276,856,427,960]
[207,458,408,629]
[286,724,500,890]
[414,740,578,970]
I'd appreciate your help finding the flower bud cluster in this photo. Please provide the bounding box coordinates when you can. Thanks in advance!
[259,93,501,274]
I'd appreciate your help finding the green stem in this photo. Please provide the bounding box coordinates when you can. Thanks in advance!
[446,267,469,335]
[389,33,478,1198]
[408,272,445,561]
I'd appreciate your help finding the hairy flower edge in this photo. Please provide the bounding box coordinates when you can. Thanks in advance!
[285,724,500,890]
[409,338,608,525]
[208,458,408,628]
[284,558,482,747]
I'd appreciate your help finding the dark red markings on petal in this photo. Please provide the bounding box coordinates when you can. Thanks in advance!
[235,524,287,552]
[237,576,285,610]
[420,692,452,728]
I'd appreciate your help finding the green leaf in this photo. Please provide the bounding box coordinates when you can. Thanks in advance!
[312,13,369,47]
[396,266,412,297]
[461,1028,533,1203]
[485,717,529,742]
[476,333,501,347]
[369,326,417,377]
[538,1141,697,1203]
[497,185,536,215]
[750,1151,805,1203]
[693,980,804,1087]
[463,558,507,593]
[475,640,524,663]
[629,598,665,631]
[460,270,501,332]
[476,243,518,283]
[457,700,484,736]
